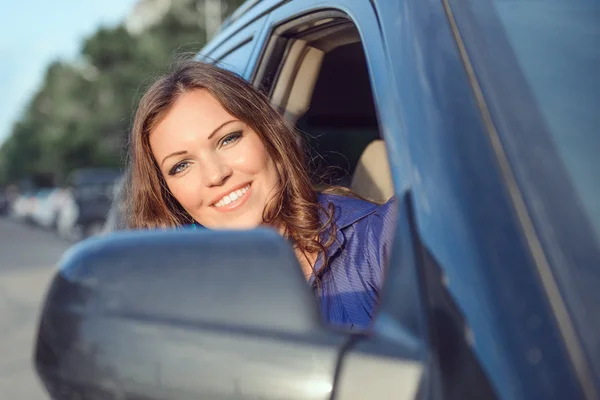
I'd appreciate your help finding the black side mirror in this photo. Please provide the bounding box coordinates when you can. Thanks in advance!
[34,220,426,399]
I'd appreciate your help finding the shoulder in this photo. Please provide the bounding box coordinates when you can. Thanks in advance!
[320,192,398,276]
[318,192,396,232]
[315,193,397,329]
[318,192,397,271]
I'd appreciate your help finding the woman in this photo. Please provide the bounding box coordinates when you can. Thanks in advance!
[125,60,396,329]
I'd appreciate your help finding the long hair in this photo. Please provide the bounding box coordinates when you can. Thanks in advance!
[125,59,338,279]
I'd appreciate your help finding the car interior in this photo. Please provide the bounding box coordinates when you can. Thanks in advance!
[253,15,394,204]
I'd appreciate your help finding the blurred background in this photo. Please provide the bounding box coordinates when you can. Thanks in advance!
[0,1,243,398]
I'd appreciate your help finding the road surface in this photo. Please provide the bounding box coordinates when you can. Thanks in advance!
[0,217,72,399]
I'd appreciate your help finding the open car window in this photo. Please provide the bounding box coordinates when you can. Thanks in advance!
[253,13,393,203]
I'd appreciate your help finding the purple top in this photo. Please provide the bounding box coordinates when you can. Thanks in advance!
[311,193,397,329]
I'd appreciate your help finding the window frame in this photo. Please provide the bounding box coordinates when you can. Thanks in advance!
[196,15,269,80]
[213,38,255,77]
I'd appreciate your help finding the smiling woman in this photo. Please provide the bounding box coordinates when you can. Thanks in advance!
[149,90,280,230]
[125,60,397,329]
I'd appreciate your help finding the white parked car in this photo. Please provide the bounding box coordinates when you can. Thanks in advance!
[10,192,36,222]
[31,188,69,229]
[55,189,81,241]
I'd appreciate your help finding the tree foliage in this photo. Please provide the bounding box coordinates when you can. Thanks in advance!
[0,0,245,187]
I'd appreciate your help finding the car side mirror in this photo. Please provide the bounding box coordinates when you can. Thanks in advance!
[34,226,425,399]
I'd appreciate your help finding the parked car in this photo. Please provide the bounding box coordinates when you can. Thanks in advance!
[55,189,80,240]
[56,168,122,240]
[10,191,36,222]
[33,0,599,399]
[101,176,126,234]
[30,187,69,229]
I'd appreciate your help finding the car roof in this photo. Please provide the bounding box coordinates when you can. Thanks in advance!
[201,0,277,56]
[220,0,263,29]
[220,0,390,28]
[202,0,389,57]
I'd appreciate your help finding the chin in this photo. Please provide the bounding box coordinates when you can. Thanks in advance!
[197,203,270,230]
[230,217,265,230]
[208,215,264,231]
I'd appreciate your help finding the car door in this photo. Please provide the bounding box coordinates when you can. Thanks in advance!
[243,1,586,399]
[244,1,500,398]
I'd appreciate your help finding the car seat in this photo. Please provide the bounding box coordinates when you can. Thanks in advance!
[350,139,394,203]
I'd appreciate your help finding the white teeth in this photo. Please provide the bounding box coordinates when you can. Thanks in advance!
[214,184,250,208]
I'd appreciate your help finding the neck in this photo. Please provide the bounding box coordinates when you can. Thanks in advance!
[295,248,318,281]
[272,222,318,281]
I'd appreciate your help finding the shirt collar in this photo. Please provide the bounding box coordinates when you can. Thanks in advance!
[318,193,379,230]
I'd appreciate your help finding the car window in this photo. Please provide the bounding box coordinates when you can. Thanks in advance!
[254,14,391,199]
[296,42,381,188]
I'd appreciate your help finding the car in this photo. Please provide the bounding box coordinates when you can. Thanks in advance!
[33,0,600,399]
[57,168,122,240]
[101,176,126,234]
[30,187,69,229]
[10,191,36,222]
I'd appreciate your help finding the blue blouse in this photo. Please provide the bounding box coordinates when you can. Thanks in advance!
[311,193,397,330]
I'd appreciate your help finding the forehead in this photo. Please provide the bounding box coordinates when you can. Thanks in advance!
[150,89,235,151]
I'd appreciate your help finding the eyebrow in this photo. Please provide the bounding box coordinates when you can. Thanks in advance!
[160,119,239,168]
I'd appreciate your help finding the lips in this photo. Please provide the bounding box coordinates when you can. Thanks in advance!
[211,182,252,209]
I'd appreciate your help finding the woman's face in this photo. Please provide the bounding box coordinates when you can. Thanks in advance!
[149,89,280,230]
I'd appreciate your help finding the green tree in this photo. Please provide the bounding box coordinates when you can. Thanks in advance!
[0,0,245,187]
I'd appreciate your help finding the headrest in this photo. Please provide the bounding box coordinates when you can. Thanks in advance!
[350,139,394,203]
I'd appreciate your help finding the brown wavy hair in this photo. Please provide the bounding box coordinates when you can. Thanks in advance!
[124,59,339,278]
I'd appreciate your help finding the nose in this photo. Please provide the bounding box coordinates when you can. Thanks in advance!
[201,154,232,187]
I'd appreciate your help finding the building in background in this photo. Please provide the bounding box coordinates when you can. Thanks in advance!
[126,0,172,35]
[126,0,230,39]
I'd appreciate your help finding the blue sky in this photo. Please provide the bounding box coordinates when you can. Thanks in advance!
[0,0,139,144]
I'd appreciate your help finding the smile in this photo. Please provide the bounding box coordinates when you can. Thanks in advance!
[213,183,251,209]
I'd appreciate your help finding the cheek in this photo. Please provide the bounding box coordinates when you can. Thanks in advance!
[166,175,203,209]
[229,137,274,175]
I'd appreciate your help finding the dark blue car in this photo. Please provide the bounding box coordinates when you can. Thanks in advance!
[34,0,600,399]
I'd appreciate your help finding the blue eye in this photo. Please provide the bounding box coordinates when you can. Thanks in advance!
[169,161,189,176]
[220,131,243,147]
